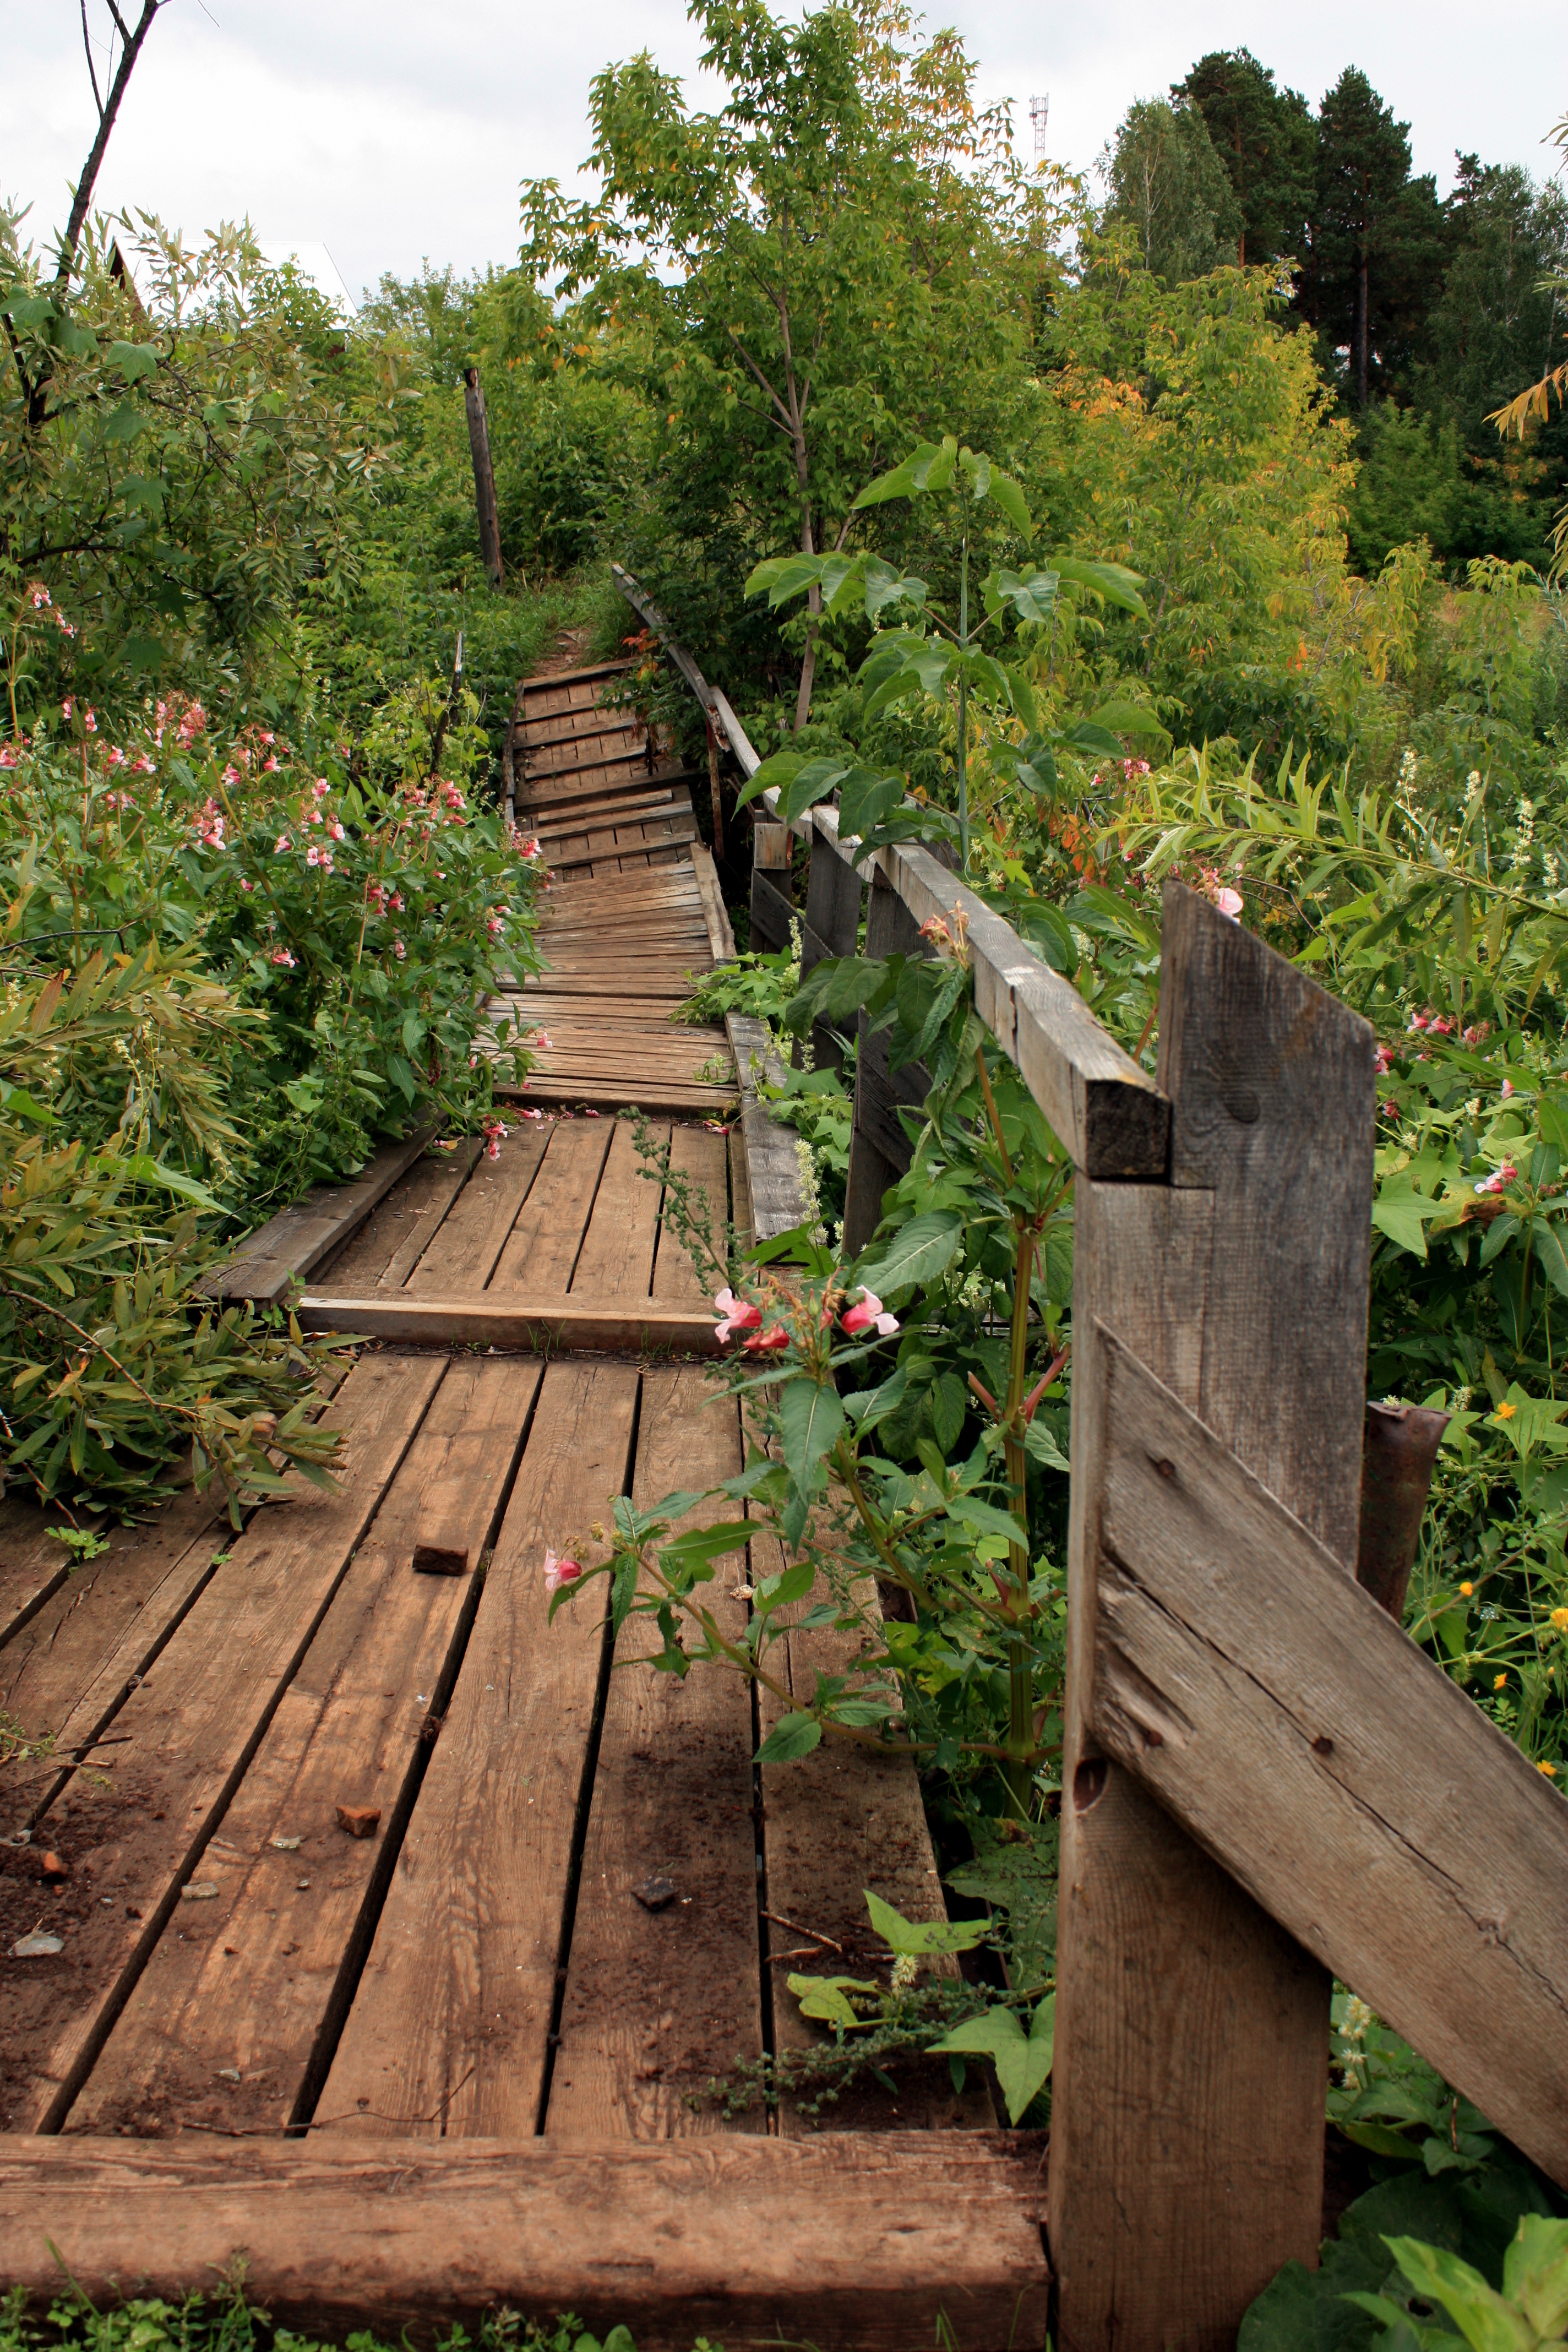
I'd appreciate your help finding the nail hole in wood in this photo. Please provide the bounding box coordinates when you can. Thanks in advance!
[1074,1757,1109,1812]
[1311,1735,1333,1757]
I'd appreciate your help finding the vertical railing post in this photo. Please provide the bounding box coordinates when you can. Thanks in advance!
[462,367,504,594]
[842,867,933,1254]
[797,824,863,1073]
[1049,880,1376,2349]
[749,821,793,953]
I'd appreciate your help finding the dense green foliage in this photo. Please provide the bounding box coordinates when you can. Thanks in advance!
[0,2285,678,2352]
[0,211,617,1508]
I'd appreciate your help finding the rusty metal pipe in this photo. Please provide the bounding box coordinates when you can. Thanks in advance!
[1355,1401,1451,1621]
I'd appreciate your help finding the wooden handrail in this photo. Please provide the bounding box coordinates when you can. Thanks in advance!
[611,563,1167,1178]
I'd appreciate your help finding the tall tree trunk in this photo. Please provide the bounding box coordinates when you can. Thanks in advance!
[792,434,818,732]
[462,367,504,592]
[1354,256,1370,409]
[57,3,167,291]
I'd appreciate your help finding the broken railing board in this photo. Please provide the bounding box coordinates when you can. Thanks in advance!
[66,1358,540,2141]
[8,1353,445,2134]
[546,1367,763,2139]
[297,1295,720,1357]
[0,2130,1052,2352]
[1050,886,1376,2352]
[1091,1326,1568,2191]
[315,1361,640,2139]
[200,1130,434,1305]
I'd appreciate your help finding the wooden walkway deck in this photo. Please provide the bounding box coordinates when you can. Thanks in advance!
[0,652,1042,2347]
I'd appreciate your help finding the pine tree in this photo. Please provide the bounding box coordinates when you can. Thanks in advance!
[1306,68,1445,409]
[1175,49,1315,268]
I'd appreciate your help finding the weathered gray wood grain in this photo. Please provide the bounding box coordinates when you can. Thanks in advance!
[1092,1326,1568,2190]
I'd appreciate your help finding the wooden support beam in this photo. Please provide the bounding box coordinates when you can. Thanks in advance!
[1088,1326,1568,2192]
[296,1293,719,1355]
[1048,882,1376,2352]
[0,2131,1050,2352]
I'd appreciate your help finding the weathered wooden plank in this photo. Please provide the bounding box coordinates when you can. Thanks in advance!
[297,1294,719,1355]
[690,842,736,963]
[0,2130,1052,2352]
[315,1362,640,2139]
[404,1125,550,1295]
[1157,880,1377,1567]
[199,1131,435,1305]
[486,1118,614,1294]
[66,1359,541,2141]
[520,656,634,692]
[546,1368,761,2138]
[726,1014,811,1242]
[1091,1326,1568,2191]
[750,868,793,953]
[312,1141,480,1295]
[756,1543,993,2135]
[0,1485,229,1749]
[6,1353,445,2134]
[1050,885,1375,2352]
[0,1510,75,1656]
[567,1120,667,1300]
[651,1127,727,1304]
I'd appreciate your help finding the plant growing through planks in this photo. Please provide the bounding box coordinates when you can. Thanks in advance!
[552,912,1074,1823]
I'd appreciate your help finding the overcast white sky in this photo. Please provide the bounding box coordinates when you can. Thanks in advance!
[4,1,1563,302]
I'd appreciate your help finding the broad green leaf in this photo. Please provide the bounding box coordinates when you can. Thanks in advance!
[786,1970,877,2025]
[988,470,1032,537]
[944,1493,1028,1547]
[928,1996,1054,2124]
[856,1210,963,1298]
[778,1377,846,1500]
[864,1888,987,1955]
[1053,556,1149,621]
[1373,1183,1445,1260]
[778,756,851,824]
[756,1713,825,1765]
[1384,2236,1532,2352]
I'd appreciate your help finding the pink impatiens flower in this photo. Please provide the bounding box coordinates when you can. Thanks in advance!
[1212,887,1243,919]
[482,1118,508,1162]
[543,1549,582,1596]
[744,1324,791,1354]
[275,834,292,854]
[270,948,297,967]
[714,1287,763,1344]
[842,1288,900,1338]
[1475,1161,1518,1196]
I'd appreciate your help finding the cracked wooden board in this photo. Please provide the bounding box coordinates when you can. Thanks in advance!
[1087,1324,1568,2192]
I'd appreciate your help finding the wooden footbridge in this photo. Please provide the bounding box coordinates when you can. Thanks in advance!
[3,587,1567,2352]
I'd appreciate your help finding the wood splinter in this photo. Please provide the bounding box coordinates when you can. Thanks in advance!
[336,1806,382,1839]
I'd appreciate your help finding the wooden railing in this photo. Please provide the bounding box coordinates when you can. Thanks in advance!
[617,566,1568,2350]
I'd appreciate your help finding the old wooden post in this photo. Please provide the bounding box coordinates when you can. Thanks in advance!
[462,367,504,592]
[1048,879,1376,2349]
[841,869,932,1254]
[797,829,864,1074]
[750,821,793,952]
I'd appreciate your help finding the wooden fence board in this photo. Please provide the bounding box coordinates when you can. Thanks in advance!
[1050,884,1375,2352]
[0,2130,1052,2352]
[1091,1326,1568,2191]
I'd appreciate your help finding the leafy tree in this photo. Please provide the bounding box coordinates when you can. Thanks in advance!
[1099,97,1241,285]
[1175,48,1316,268]
[520,0,1053,727]
[1303,67,1446,410]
